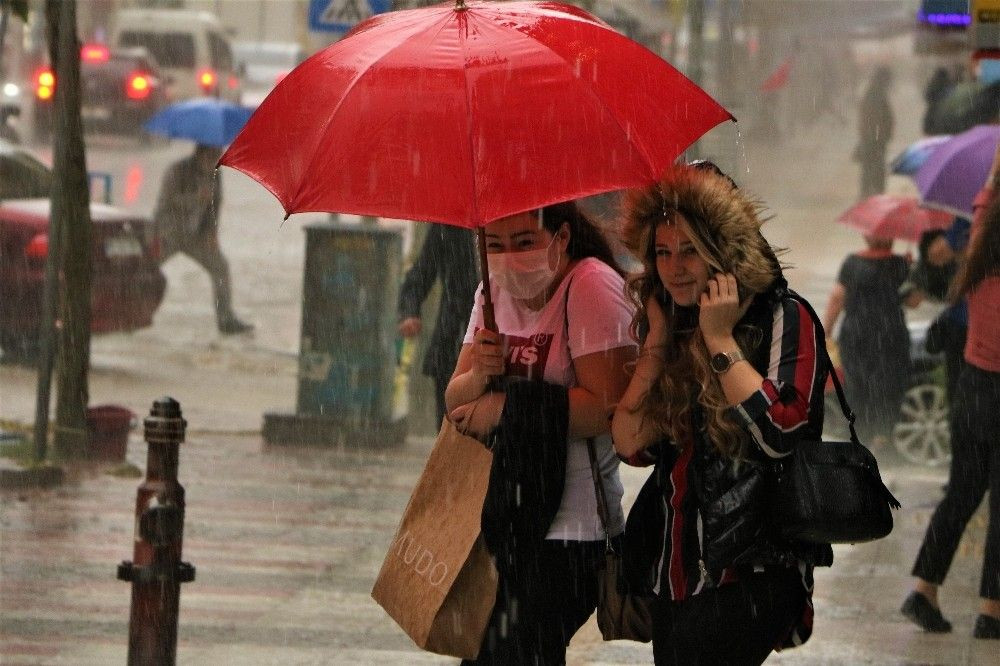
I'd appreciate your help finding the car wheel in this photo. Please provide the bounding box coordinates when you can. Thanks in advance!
[892,383,951,466]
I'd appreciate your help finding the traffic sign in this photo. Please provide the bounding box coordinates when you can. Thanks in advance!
[308,0,391,34]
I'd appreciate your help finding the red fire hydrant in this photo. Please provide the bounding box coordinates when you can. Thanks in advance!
[117,397,195,665]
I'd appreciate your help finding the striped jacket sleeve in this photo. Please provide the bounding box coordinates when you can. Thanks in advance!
[728,299,822,459]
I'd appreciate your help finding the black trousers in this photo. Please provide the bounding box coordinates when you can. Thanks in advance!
[462,539,605,666]
[432,371,450,425]
[912,364,1000,600]
[651,567,806,666]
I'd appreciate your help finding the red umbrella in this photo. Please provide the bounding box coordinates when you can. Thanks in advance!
[221,0,733,327]
[836,194,953,243]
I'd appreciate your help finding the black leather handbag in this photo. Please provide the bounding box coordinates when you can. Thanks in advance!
[770,293,901,544]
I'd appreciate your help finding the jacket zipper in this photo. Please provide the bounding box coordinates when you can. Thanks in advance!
[696,508,710,587]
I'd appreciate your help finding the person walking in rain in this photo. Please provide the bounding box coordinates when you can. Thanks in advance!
[154,144,253,335]
[823,234,911,445]
[901,143,1000,641]
[853,66,894,199]
[397,224,478,424]
[612,163,831,665]
[446,201,635,664]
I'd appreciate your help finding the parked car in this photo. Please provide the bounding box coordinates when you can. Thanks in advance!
[1,75,25,144]
[0,145,166,361]
[111,9,241,104]
[0,139,50,199]
[33,43,168,139]
[825,318,950,467]
[232,41,305,107]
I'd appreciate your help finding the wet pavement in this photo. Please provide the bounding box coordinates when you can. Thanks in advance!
[0,430,994,665]
[1,41,997,665]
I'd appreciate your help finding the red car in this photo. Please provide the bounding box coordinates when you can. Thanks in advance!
[0,198,166,360]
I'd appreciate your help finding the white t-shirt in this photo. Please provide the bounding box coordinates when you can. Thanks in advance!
[463,257,634,540]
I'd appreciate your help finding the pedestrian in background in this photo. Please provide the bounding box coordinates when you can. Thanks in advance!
[922,66,954,136]
[153,144,252,335]
[612,164,831,665]
[901,226,968,400]
[823,234,911,445]
[396,224,478,424]
[902,144,1000,641]
[853,66,894,199]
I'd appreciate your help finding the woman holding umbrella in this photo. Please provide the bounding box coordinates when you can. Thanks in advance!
[446,201,635,664]
[612,164,831,664]
[902,143,1000,640]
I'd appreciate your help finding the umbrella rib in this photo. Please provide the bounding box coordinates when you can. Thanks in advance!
[497,25,662,178]
[291,12,453,212]
[456,16,482,226]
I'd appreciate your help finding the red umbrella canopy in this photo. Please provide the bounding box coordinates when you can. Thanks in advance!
[220,0,734,228]
[836,194,953,243]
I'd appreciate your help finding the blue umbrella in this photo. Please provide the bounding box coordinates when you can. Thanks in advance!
[144,97,254,147]
[890,135,951,176]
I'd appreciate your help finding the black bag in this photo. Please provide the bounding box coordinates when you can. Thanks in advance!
[586,438,653,643]
[771,293,901,544]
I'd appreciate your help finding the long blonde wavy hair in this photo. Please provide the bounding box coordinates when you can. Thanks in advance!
[622,165,783,460]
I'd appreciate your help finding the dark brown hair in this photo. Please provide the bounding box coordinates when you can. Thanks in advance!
[541,201,625,278]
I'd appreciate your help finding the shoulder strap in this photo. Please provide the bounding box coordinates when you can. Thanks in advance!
[586,437,615,554]
[565,269,616,552]
[785,289,861,444]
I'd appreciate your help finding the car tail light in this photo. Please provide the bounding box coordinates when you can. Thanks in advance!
[198,68,217,92]
[81,43,110,63]
[127,72,152,100]
[148,235,161,261]
[36,69,55,100]
[25,233,48,259]
[227,75,239,90]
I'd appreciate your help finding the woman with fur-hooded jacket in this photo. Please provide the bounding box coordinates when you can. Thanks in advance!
[612,163,832,665]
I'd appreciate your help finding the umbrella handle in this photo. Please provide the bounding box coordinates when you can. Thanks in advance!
[476,227,498,333]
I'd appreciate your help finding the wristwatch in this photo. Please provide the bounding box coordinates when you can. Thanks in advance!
[710,349,746,374]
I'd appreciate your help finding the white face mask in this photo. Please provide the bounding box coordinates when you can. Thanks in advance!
[487,235,560,300]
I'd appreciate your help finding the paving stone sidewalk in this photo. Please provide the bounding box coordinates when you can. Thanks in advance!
[0,429,994,665]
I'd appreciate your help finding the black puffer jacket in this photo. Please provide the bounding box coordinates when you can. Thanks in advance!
[697,286,833,576]
[624,285,833,593]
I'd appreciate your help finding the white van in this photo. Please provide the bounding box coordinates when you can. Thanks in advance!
[110,9,241,103]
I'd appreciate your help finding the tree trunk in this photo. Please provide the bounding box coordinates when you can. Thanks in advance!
[46,0,92,459]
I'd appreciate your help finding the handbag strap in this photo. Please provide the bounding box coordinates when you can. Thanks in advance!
[784,289,901,510]
[586,437,616,555]
[785,289,861,444]
[564,268,616,554]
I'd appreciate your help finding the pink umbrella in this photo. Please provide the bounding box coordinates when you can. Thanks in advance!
[836,194,954,242]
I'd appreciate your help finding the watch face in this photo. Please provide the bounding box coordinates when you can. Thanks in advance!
[710,352,730,373]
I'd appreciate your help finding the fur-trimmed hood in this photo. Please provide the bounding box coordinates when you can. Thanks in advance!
[622,164,783,296]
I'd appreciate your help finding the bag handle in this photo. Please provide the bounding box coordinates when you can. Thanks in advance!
[785,289,901,510]
[785,289,861,444]
[586,437,616,555]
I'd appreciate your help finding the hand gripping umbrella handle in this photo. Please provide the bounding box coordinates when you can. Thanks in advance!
[476,227,498,333]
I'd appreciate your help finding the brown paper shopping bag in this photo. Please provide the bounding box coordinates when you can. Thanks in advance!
[371,418,497,659]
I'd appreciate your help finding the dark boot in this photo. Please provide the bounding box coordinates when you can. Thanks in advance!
[219,315,254,335]
[901,592,952,633]
[973,615,1000,639]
